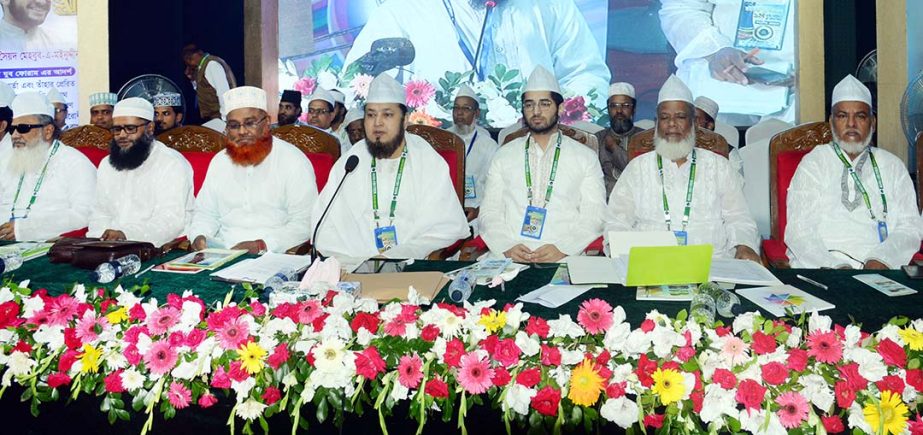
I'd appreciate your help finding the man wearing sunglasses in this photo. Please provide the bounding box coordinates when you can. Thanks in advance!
[88,98,194,246]
[0,92,95,241]
[187,86,317,254]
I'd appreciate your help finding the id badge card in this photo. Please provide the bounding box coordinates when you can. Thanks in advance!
[374,226,398,251]
[878,221,889,242]
[464,175,476,199]
[520,206,547,240]
[734,0,790,51]
[673,230,688,246]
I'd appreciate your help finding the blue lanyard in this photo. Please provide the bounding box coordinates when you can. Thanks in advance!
[441,0,489,80]
[465,131,478,157]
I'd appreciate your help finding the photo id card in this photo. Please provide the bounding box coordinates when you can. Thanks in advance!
[464,175,476,199]
[374,226,398,251]
[520,206,547,240]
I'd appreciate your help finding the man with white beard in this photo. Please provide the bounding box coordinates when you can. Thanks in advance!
[0,92,96,241]
[605,75,759,261]
[448,84,499,227]
[786,75,922,269]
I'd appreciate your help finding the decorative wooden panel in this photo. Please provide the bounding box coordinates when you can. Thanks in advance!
[59,125,112,150]
[157,126,226,152]
[271,125,340,160]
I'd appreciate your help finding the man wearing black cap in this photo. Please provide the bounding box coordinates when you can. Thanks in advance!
[272,90,307,128]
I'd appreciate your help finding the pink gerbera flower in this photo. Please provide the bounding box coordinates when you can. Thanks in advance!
[775,391,809,429]
[168,381,192,409]
[75,313,107,343]
[216,316,249,351]
[294,76,317,96]
[397,354,423,389]
[457,352,494,394]
[146,306,180,336]
[577,299,614,334]
[404,80,435,108]
[296,300,322,325]
[144,340,178,375]
[806,331,843,363]
[47,295,79,326]
[351,74,373,99]
[720,336,750,366]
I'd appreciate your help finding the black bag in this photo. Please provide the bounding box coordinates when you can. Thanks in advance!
[48,238,163,269]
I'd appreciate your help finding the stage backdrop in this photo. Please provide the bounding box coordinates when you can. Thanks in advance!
[277,0,798,128]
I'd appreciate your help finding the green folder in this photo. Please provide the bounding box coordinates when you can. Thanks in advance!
[625,245,713,286]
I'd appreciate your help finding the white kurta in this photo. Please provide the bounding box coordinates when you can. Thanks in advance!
[0,141,96,241]
[311,133,470,260]
[204,60,231,116]
[479,132,606,256]
[186,137,318,252]
[785,144,922,269]
[606,149,759,258]
[0,19,59,51]
[88,141,195,246]
[0,134,11,160]
[449,125,499,209]
[332,125,352,156]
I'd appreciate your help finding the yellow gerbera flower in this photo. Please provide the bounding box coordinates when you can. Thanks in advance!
[79,343,102,374]
[898,328,923,351]
[106,307,128,324]
[478,310,507,334]
[863,390,909,435]
[237,342,266,375]
[651,368,685,405]
[567,359,604,407]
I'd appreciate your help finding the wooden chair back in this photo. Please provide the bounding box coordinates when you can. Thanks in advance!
[407,124,465,205]
[59,125,112,166]
[271,125,341,160]
[157,126,226,195]
[768,121,831,240]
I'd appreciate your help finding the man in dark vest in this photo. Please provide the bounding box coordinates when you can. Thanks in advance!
[181,44,236,129]
[594,82,644,197]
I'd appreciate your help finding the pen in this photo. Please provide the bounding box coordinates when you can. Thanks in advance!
[796,274,828,291]
[135,264,155,278]
[723,48,761,74]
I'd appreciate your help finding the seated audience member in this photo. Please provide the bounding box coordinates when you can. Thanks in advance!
[448,84,500,226]
[89,92,117,129]
[152,92,185,135]
[595,82,644,196]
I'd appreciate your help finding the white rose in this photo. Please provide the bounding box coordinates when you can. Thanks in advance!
[808,311,832,333]
[22,295,44,318]
[548,315,584,339]
[514,331,540,357]
[33,325,65,351]
[600,397,639,428]
[603,322,631,352]
[786,326,802,348]
[7,351,35,376]
[485,97,519,128]
[699,384,737,424]
[798,374,834,411]
[732,312,757,335]
[502,384,535,415]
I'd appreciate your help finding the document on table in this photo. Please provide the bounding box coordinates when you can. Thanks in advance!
[566,256,627,285]
[708,258,782,286]
[736,285,835,317]
[517,284,599,308]
[210,253,313,284]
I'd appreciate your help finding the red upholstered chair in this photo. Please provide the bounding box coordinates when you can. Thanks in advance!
[59,125,111,166]
[761,122,831,268]
[271,125,340,191]
[157,126,226,195]
[627,127,730,161]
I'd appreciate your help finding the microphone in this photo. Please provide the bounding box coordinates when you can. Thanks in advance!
[355,38,416,76]
[311,155,360,260]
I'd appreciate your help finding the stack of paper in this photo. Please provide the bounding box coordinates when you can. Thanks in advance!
[708,258,782,286]
[209,253,311,284]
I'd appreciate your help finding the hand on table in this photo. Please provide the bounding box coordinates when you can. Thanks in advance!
[231,240,267,255]
[531,244,566,263]
[504,244,532,263]
[863,260,889,270]
[100,229,127,241]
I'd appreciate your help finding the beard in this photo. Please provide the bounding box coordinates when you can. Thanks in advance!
[454,122,475,136]
[277,113,298,126]
[8,140,51,176]
[109,132,154,171]
[525,112,559,135]
[367,128,405,159]
[832,127,874,155]
[609,116,634,135]
[225,133,273,166]
[653,127,695,161]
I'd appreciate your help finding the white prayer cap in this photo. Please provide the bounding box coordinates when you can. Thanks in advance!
[308,88,336,106]
[455,84,478,101]
[329,88,345,105]
[0,81,14,107]
[10,91,53,118]
[523,65,561,95]
[113,97,154,121]
[46,88,65,104]
[344,107,364,126]
[694,96,719,120]
[608,82,635,99]
[222,86,267,117]
[831,74,872,108]
[152,92,182,108]
[366,74,406,105]
[657,75,693,105]
[89,92,117,108]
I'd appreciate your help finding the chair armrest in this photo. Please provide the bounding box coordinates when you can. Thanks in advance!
[761,239,791,269]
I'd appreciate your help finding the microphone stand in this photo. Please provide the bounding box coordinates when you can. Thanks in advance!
[310,158,358,261]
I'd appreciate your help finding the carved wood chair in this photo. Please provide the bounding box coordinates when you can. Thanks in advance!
[157,126,226,195]
[271,125,341,190]
[59,125,112,166]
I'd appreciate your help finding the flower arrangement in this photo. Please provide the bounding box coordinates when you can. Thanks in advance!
[1,280,923,435]
[279,55,605,129]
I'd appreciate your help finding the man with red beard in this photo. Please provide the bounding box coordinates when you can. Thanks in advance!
[88,98,194,246]
[479,66,606,263]
[187,86,317,253]
[310,74,469,259]
[605,75,759,261]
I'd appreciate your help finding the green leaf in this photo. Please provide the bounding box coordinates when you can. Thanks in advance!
[317,396,329,423]
[888,316,909,327]
[108,409,117,425]
[676,309,688,322]
[909,358,921,370]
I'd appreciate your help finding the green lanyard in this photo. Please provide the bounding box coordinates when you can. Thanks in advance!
[832,143,887,221]
[370,147,408,228]
[524,132,562,208]
[10,140,61,222]
[656,149,697,231]
[196,54,210,73]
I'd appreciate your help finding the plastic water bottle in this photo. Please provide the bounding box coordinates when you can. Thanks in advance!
[689,290,716,325]
[91,255,142,284]
[448,269,475,303]
[0,250,23,274]
[699,282,743,318]
[264,267,298,292]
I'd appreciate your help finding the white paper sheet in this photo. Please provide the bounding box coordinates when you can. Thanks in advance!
[517,284,598,308]
[210,253,312,284]
[736,285,835,317]
[708,258,782,286]
[566,256,627,285]
[607,231,677,257]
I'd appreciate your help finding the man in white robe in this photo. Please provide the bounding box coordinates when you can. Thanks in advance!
[46,88,68,131]
[694,95,743,176]
[88,98,194,246]
[479,66,606,262]
[449,84,499,228]
[342,108,365,146]
[304,88,344,152]
[0,92,95,241]
[187,86,318,253]
[311,74,469,260]
[0,0,61,51]
[605,75,760,260]
[786,75,922,269]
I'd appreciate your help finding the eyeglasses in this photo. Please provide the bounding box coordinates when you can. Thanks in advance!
[54,107,68,114]
[8,123,49,134]
[452,105,475,112]
[522,100,554,111]
[109,122,149,135]
[307,108,331,115]
[608,103,635,110]
[225,116,268,132]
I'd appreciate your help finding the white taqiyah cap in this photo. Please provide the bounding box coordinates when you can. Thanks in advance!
[523,65,561,95]
[608,82,635,99]
[113,97,154,121]
[657,75,693,105]
[694,96,719,120]
[366,74,406,105]
[11,91,54,118]
[222,86,267,117]
[831,74,872,108]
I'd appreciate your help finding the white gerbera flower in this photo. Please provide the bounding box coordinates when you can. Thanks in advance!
[236,399,267,421]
